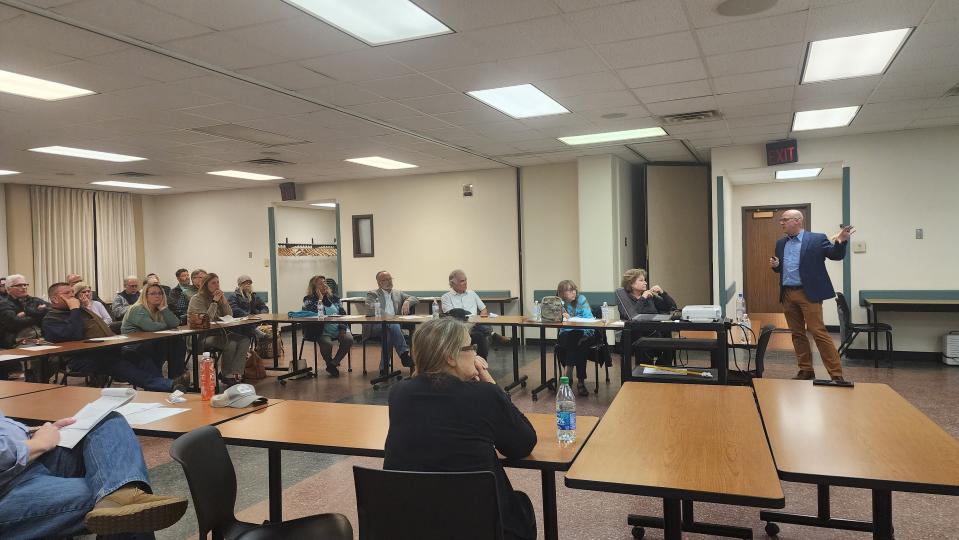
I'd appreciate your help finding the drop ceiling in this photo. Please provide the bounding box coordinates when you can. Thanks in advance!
[0,0,957,193]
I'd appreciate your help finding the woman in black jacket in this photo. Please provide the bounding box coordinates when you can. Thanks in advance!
[384,318,537,540]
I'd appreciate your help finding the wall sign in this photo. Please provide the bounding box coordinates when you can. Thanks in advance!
[766,139,798,166]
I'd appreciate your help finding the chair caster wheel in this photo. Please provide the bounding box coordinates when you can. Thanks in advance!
[396,375,403,381]
[531,394,538,402]
[764,522,780,536]
[348,368,353,372]
[520,381,527,388]
[279,380,286,386]
[631,526,645,539]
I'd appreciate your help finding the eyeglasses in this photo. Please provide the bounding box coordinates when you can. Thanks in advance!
[459,344,477,353]
[147,291,165,296]
[8,284,28,288]
[778,217,799,223]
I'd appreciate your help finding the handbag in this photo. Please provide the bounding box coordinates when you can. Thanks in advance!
[541,296,565,322]
[188,312,210,330]
[243,349,267,381]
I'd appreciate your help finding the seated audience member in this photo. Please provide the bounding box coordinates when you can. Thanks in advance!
[614,268,677,318]
[302,275,353,377]
[121,283,188,386]
[229,275,269,341]
[384,318,537,540]
[145,273,171,297]
[0,410,188,538]
[43,282,184,391]
[366,271,417,374]
[0,276,7,301]
[555,280,593,397]
[66,273,102,303]
[188,273,248,386]
[73,282,112,325]
[168,268,203,324]
[441,269,494,360]
[111,276,141,321]
[0,275,50,379]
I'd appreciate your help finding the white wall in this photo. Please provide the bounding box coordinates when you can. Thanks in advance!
[275,206,337,311]
[0,185,7,276]
[577,155,636,291]
[712,126,959,352]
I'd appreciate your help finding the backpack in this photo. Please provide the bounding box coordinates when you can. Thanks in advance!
[541,296,565,322]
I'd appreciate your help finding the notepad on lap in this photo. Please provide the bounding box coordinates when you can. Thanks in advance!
[57,388,137,449]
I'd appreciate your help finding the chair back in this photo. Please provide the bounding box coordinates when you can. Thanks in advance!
[835,292,853,341]
[353,466,503,540]
[169,426,238,538]
[753,324,777,376]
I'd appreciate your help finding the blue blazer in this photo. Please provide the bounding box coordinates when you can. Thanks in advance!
[773,231,847,303]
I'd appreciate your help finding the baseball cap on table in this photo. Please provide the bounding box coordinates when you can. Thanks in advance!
[211,383,267,408]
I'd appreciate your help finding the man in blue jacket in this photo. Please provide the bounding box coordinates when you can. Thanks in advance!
[770,209,854,381]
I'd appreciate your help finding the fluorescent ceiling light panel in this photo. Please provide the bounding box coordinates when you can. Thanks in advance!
[0,169,20,176]
[207,170,284,181]
[310,202,337,208]
[558,127,667,145]
[91,180,170,190]
[345,156,418,169]
[29,146,146,162]
[0,69,96,101]
[467,84,569,119]
[776,168,822,180]
[802,28,912,84]
[285,0,452,46]
[792,106,860,131]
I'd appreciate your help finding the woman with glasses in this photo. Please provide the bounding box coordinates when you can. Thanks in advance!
[120,283,189,389]
[302,275,353,377]
[384,318,537,540]
[73,281,112,325]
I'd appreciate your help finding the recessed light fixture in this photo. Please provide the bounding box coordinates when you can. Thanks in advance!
[345,156,418,169]
[207,170,285,181]
[91,180,170,190]
[558,127,667,145]
[467,84,569,119]
[28,146,146,162]
[792,106,860,131]
[776,168,822,180]
[0,169,20,176]
[310,202,337,208]
[802,28,912,84]
[285,0,452,46]
[0,69,96,101]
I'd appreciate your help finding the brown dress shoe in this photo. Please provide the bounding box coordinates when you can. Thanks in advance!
[792,370,816,380]
[84,486,188,534]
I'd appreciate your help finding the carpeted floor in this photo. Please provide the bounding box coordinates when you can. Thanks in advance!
[133,320,959,540]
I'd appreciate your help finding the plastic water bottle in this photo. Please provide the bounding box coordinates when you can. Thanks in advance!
[373,300,382,318]
[740,313,752,344]
[533,301,541,322]
[601,302,611,322]
[556,376,576,443]
[432,300,440,319]
[735,293,746,323]
[200,353,215,401]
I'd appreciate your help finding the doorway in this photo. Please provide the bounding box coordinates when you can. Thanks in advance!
[742,204,810,314]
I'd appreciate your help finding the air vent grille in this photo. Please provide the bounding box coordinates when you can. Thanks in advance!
[245,158,294,166]
[659,110,723,124]
[111,171,154,177]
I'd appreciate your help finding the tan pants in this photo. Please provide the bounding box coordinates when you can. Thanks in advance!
[782,288,844,377]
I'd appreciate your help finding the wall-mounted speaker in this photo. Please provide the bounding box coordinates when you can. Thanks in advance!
[279,182,297,201]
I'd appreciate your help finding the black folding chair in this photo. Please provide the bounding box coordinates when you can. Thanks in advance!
[836,292,893,368]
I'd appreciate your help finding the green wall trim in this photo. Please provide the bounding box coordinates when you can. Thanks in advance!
[267,207,278,313]
[346,290,511,298]
[859,290,959,306]
[335,203,343,293]
[724,281,737,305]
[842,167,851,305]
[717,176,726,315]
[532,290,617,306]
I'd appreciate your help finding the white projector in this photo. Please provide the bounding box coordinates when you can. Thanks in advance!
[681,305,722,322]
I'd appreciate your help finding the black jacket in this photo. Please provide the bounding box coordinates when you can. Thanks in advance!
[384,374,537,540]
[615,287,677,319]
[40,307,86,343]
[0,295,50,348]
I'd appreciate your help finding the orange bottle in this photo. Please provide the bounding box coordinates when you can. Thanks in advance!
[200,353,215,401]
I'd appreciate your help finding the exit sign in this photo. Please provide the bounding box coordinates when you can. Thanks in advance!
[766,139,798,166]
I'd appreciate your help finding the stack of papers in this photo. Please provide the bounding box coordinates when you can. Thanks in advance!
[58,388,136,448]
[154,329,187,334]
[567,317,598,323]
[87,335,130,342]
[20,345,60,351]
[116,403,188,425]
[0,354,27,362]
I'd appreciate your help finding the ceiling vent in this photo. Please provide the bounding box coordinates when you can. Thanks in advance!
[244,158,294,166]
[659,110,723,124]
[111,171,154,177]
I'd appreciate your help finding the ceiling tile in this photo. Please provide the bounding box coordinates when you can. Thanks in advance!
[682,0,811,28]
[425,62,528,92]
[54,0,213,42]
[633,79,712,103]
[297,84,391,107]
[412,0,560,31]
[358,74,455,100]
[645,95,718,115]
[33,59,156,93]
[705,43,803,77]
[870,83,953,103]
[713,68,798,93]
[719,100,793,118]
[726,113,792,127]
[0,13,127,58]
[576,104,651,123]
[461,15,585,61]
[299,49,413,83]
[221,17,364,62]
[237,63,337,91]
[619,59,708,88]
[347,101,422,121]
[141,0,299,31]
[434,108,514,126]
[663,119,728,135]
[567,0,690,44]
[388,115,456,131]
[715,86,795,107]
[381,32,489,72]
[805,0,933,41]
[556,90,640,111]
[503,48,608,81]
[793,75,880,100]
[696,12,807,55]
[86,48,207,83]
[178,102,271,123]
[162,32,280,69]
[925,0,959,21]
[534,72,625,97]
[399,93,485,115]
[593,31,700,69]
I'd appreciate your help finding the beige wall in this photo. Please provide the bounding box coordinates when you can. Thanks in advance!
[712,126,959,352]
[274,206,338,311]
[4,184,34,285]
[0,184,7,277]
[647,165,711,305]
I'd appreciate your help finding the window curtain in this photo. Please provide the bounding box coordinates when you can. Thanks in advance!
[30,186,95,298]
[94,190,137,299]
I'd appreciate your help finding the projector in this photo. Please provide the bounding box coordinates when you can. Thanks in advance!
[681,305,722,322]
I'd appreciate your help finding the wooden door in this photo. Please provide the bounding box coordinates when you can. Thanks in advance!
[742,205,810,314]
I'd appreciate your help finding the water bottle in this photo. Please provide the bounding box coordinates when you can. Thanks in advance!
[740,313,752,344]
[373,300,382,318]
[556,376,576,443]
[432,300,440,319]
[200,353,215,401]
[601,301,610,322]
[735,293,746,323]
[532,301,541,322]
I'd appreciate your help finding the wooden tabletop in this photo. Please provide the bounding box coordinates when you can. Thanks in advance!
[565,382,784,507]
[1,385,278,437]
[216,400,598,469]
[865,298,959,306]
[0,380,63,399]
[754,379,959,494]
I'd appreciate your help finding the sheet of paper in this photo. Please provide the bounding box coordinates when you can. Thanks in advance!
[0,354,27,361]
[87,335,130,342]
[154,329,187,334]
[117,403,188,425]
[397,315,429,320]
[605,321,625,327]
[643,367,673,375]
[216,315,235,323]
[20,345,60,351]
[58,388,136,448]
[567,317,598,323]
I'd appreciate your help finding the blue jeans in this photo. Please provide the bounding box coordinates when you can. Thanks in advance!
[370,323,409,371]
[125,339,186,379]
[0,412,154,539]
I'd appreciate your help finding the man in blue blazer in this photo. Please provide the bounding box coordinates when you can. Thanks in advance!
[770,209,854,381]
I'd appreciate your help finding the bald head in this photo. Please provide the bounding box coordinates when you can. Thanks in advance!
[780,209,804,235]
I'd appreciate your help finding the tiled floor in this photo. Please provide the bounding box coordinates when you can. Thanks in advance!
[138,317,959,539]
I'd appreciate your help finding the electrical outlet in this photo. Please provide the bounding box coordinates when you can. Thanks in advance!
[852,241,866,253]
[915,228,923,239]
[263,258,270,267]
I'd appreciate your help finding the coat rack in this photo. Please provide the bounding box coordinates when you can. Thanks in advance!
[277,237,338,257]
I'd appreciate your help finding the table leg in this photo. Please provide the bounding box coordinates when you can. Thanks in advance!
[190,333,200,392]
[867,305,874,351]
[277,321,313,383]
[621,327,632,384]
[663,498,682,540]
[370,321,401,386]
[268,447,282,523]
[760,483,873,534]
[531,326,555,400]
[541,470,558,540]
[872,489,893,540]
[503,324,528,394]
[498,301,507,335]
[265,321,283,372]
